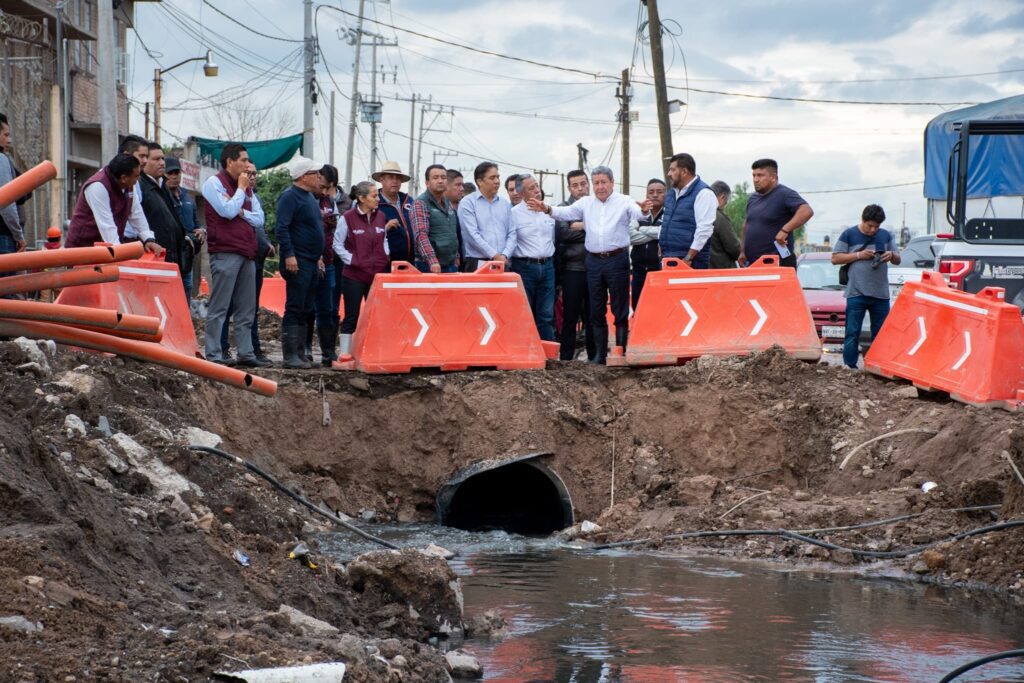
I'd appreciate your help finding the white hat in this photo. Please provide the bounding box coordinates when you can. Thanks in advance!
[288,156,319,180]
[371,160,411,183]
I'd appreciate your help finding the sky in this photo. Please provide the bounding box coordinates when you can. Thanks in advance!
[126,0,1024,243]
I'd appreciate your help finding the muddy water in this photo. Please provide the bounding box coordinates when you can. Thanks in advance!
[321,526,1024,682]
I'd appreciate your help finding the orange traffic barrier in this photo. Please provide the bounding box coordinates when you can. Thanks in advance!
[865,270,1024,409]
[607,256,821,367]
[333,261,559,373]
[0,264,121,297]
[0,298,162,335]
[0,241,143,274]
[0,160,57,208]
[0,318,275,397]
[259,273,286,316]
[56,253,199,357]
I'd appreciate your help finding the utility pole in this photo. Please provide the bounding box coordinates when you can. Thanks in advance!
[395,93,427,194]
[364,34,396,175]
[617,68,631,195]
[576,143,589,172]
[302,0,315,158]
[535,169,562,203]
[643,0,673,176]
[344,0,367,186]
[96,0,117,160]
[329,91,336,166]
[414,103,453,196]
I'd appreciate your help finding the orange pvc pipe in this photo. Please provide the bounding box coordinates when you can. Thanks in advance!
[0,161,57,207]
[0,264,120,297]
[0,318,277,397]
[59,323,164,343]
[0,298,162,335]
[0,241,144,274]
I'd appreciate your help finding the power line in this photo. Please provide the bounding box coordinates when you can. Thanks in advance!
[673,66,1024,86]
[202,0,304,43]
[803,180,923,195]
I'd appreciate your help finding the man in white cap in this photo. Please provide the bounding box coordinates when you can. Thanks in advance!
[274,156,326,369]
[373,160,416,265]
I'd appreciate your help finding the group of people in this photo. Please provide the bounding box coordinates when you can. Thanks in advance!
[48,137,827,368]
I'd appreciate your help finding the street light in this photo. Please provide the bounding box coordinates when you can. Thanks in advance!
[153,50,218,144]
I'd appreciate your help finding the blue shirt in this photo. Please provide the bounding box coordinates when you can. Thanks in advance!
[834,226,897,300]
[457,190,516,259]
[275,184,324,261]
[743,184,808,262]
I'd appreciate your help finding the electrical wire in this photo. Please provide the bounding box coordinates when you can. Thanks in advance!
[939,650,1024,683]
[202,0,304,43]
[803,180,923,194]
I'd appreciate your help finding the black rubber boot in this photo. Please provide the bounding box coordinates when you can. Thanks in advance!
[318,324,338,367]
[282,325,312,369]
[590,327,608,365]
[616,326,629,354]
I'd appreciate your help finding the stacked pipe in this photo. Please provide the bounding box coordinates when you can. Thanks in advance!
[0,162,276,397]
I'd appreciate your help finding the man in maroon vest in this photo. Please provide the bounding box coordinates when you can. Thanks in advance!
[201,143,267,368]
[65,154,162,252]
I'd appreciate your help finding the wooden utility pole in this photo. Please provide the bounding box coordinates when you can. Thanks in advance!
[644,0,673,176]
[618,68,631,194]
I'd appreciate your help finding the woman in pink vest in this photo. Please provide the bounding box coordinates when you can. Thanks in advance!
[333,181,390,354]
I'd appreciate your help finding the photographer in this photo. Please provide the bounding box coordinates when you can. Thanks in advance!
[831,204,900,369]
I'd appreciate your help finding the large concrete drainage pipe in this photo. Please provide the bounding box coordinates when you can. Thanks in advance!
[436,453,574,535]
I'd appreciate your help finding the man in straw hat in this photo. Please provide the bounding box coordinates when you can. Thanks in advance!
[372,160,416,266]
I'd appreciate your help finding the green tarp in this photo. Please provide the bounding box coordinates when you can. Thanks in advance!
[192,133,304,171]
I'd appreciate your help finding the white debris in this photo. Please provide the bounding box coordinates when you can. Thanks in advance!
[64,414,87,439]
[178,427,222,449]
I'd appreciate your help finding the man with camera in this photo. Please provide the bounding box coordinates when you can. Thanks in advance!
[831,204,901,369]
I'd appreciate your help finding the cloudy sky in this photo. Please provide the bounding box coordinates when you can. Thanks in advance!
[127,0,1024,242]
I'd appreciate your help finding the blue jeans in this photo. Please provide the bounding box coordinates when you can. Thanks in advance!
[181,270,193,305]
[511,258,556,341]
[844,295,889,368]
[313,263,336,329]
[414,260,458,273]
[0,234,18,279]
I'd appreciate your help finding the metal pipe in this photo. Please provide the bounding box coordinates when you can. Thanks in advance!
[0,318,277,397]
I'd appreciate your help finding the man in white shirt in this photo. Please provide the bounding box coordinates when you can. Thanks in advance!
[510,174,556,340]
[65,153,162,252]
[660,153,716,268]
[527,165,651,363]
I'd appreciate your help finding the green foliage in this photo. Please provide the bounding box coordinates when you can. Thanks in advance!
[254,168,292,243]
[724,182,749,239]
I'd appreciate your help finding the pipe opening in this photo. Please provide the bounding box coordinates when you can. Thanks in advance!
[438,459,573,535]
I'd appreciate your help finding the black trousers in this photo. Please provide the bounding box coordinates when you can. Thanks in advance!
[630,241,660,311]
[340,275,372,333]
[586,251,630,337]
[559,269,596,361]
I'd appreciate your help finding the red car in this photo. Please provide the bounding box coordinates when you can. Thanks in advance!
[796,252,871,351]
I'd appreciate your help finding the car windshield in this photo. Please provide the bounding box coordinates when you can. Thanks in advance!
[797,259,844,290]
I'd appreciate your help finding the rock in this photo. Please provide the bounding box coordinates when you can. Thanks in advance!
[347,549,464,636]
[111,433,197,499]
[676,475,721,505]
[793,490,813,502]
[892,386,919,399]
[276,604,340,637]
[169,496,192,518]
[359,509,376,522]
[445,650,482,679]
[911,560,931,575]
[0,615,44,633]
[349,377,371,392]
[860,466,875,479]
[16,362,48,378]
[422,543,456,560]
[922,549,946,570]
[96,416,113,437]
[54,371,97,396]
[12,337,49,367]
[92,441,129,475]
[464,609,506,638]
[762,509,785,521]
[580,520,602,534]
[179,427,222,449]
[392,654,408,668]
[64,414,87,440]
[378,638,403,659]
[195,512,215,532]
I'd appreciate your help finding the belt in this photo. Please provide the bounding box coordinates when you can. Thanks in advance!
[512,256,552,265]
[588,247,627,259]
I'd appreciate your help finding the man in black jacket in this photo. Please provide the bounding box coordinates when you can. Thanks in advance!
[555,170,596,361]
[140,142,190,281]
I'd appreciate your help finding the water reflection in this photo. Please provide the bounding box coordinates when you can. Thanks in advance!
[461,551,1024,683]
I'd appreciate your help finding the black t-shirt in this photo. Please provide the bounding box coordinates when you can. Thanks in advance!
[743,184,808,261]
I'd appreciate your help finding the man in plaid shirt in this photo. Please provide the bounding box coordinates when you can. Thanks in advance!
[412,164,461,273]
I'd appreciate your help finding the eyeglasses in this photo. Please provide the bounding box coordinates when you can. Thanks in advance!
[245,171,257,177]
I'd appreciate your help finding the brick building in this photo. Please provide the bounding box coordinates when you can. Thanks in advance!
[0,0,139,246]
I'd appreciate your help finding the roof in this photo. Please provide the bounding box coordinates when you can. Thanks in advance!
[923,95,1024,200]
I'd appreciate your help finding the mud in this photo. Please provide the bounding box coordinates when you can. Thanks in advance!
[2,339,1024,679]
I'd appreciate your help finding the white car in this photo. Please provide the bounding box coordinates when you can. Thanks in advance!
[888,235,940,298]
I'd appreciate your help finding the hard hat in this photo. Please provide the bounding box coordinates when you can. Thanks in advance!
[46,226,62,239]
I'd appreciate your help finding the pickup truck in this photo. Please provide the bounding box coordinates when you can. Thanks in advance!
[938,119,1024,308]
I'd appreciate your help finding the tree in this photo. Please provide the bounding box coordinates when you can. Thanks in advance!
[201,106,293,142]
[724,182,749,239]
[255,168,292,243]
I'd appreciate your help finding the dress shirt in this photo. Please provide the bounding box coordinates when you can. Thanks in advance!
[202,175,249,220]
[511,201,555,258]
[84,181,154,244]
[243,193,265,229]
[549,192,648,254]
[457,190,515,259]
[672,177,717,252]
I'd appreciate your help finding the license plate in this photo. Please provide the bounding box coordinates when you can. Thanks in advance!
[822,325,845,338]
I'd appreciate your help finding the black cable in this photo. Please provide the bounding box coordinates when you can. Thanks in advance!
[202,0,304,42]
[938,649,1024,682]
[188,445,399,550]
[796,505,1000,535]
[590,519,1024,558]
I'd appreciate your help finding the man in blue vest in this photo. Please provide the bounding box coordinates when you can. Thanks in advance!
[660,153,715,268]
